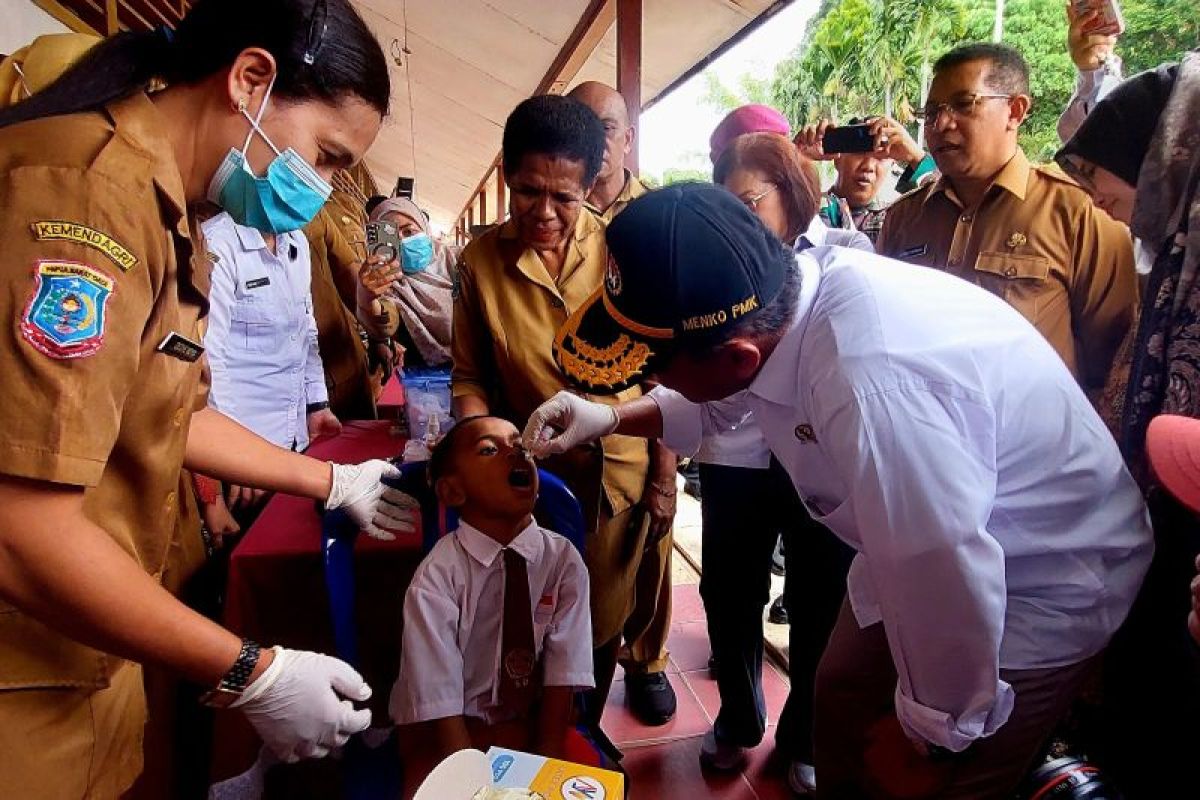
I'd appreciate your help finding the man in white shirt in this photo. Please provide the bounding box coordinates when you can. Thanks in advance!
[203,211,341,452]
[525,184,1153,798]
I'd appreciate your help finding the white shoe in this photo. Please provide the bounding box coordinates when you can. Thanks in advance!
[787,761,816,795]
[699,729,748,772]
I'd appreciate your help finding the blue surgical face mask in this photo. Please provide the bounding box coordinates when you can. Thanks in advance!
[207,77,332,234]
[400,232,434,275]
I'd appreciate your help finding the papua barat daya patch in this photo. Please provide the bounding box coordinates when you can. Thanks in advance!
[20,260,115,359]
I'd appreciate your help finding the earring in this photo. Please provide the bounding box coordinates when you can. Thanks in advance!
[237,98,248,112]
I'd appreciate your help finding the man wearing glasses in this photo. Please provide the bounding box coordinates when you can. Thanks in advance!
[878,43,1136,400]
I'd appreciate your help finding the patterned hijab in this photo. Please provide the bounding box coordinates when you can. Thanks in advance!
[1118,51,1200,479]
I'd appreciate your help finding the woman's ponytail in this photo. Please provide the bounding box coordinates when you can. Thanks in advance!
[0,0,389,130]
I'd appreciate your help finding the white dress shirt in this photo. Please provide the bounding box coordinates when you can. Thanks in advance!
[1058,58,1124,143]
[695,218,875,469]
[654,246,1153,751]
[389,520,594,727]
[202,213,327,451]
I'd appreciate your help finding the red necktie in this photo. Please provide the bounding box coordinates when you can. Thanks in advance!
[498,547,537,715]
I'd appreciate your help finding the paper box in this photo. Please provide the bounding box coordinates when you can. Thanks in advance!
[487,747,624,800]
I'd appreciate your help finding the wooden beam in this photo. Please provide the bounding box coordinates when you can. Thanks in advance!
[106,0,119,33]
[32,0,99,34]
[495,167,506,224]
[616,0,643,176]
[478,187,487,226]
[456,0,615,223]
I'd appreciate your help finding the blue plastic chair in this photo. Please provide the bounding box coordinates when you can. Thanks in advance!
[320,462,586,799]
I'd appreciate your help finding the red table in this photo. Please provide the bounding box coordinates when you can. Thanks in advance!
[214,421,423,779]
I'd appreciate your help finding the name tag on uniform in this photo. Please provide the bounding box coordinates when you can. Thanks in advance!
[157,331,204,363]
[899,244,928,259]
[245,277,270,290]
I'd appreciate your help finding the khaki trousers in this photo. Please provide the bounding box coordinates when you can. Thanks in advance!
[813,600,1096,799]
[617,527,673,675]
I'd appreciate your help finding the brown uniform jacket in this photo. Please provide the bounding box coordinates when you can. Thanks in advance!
[452,211,649,515]
[589,170,650,224]
[304,206,378,420]
[0,93,208,689]
[877,150,1137,393]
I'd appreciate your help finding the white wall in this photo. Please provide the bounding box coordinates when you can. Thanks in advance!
[1,1,72,57]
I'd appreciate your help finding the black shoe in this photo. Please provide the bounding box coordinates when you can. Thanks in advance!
[768,594,789,625]
[626,671,677,726]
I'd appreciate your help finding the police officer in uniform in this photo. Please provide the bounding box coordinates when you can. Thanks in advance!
[0,2,414,796]
[878,43,1137,397]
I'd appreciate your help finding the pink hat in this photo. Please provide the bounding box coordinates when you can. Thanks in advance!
[709,104,791,164]
[1147,415,1200,512]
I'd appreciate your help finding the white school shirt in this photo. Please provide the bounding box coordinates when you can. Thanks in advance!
[654,246,1153,752]
[202,213,327,451]
[695,217,874,469]
[389,520,594,726]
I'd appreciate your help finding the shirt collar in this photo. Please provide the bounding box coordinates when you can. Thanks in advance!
[234,223,269,252]
[456,519,543,568]
[924,148,1031,207]
[748,251,822,406]
[795,215,830,250]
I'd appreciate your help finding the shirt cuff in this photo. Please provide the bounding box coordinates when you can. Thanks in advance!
[305,380,329,406]
[543,670,596,689]
[892,678,1015,752]
[648,386,702,458]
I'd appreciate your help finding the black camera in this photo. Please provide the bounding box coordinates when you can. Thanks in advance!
[1018,757,1124,800]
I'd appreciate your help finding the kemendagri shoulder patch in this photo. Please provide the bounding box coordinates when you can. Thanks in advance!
[20,260,116,359]
[31,221,139,272]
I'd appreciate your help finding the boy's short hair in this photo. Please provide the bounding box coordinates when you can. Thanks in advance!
[427,415,493,485]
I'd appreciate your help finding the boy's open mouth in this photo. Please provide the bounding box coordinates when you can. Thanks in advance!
[508,465,534,488]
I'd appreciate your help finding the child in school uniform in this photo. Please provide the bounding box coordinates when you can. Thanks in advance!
[389,415,595,792]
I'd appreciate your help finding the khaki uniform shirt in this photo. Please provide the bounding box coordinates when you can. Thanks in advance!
[877,150,1136,392]
[453,211,649,515]
[0,93,208,690]
[305,206,377,420]
[589,171,650,224]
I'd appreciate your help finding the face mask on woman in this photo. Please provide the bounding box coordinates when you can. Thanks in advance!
[400,232,434,274]
[207,76,332,234]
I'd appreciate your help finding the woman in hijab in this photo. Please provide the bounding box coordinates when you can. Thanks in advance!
[1056,52,1200,799]
[368,197,457,368]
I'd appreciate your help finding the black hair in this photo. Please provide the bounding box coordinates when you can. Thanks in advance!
[365,195,389,215]
[501,94,606,186]
[0,0,390,129]
[933,43,1030,96]
[428,415,496,485]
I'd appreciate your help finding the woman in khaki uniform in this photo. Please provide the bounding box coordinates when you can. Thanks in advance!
[452,95,678,726]
[0,2,416,797]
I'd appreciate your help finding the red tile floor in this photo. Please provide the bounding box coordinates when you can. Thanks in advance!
[607,583,795,799]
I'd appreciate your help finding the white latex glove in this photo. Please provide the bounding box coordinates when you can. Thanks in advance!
[233,647,373,763]
[326,460,417,540]
[522,391,619,458]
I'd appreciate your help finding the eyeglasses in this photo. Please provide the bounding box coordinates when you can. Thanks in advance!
[915,94,1012,124]
[742,185,776,211]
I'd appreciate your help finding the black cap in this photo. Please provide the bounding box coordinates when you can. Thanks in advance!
[554,182,791,393]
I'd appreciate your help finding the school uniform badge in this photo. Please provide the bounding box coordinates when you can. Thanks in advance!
[21,260,115,359]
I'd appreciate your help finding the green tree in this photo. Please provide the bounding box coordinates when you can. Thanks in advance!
[770,0,1197,164]
[699,71,773,115]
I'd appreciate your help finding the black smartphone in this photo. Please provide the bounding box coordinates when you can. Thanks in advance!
[394,176,416,200]
[823,124,876,154]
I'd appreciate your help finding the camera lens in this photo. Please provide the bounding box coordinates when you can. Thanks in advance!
[1019,757,1124,800]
